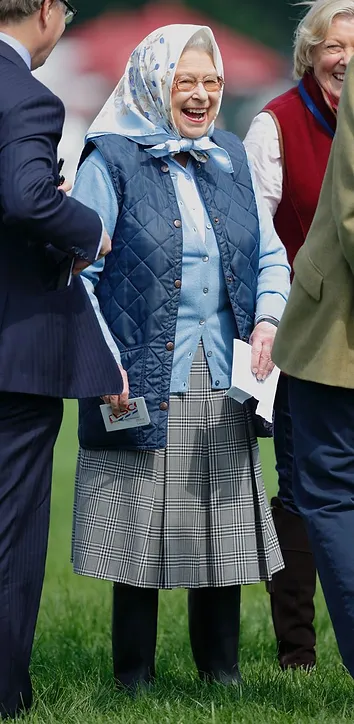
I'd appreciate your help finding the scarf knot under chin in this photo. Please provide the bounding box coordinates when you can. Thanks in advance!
[146,136,233,173]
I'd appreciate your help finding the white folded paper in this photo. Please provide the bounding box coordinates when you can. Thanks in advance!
[226,339,280,422]
[100,397,151,432]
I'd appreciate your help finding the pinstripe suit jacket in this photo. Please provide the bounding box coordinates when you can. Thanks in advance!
[0,40,122,398]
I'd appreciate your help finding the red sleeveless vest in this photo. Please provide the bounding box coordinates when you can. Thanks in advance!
[264,72,336,269]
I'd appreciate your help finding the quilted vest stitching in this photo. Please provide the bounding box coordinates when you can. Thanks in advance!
[79,130,260,451]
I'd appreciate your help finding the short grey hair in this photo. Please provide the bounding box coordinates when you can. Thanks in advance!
[0,0,50,23]
[183,29,215,60]
[294,0,354,79]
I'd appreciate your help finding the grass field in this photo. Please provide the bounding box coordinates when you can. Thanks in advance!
[21,402,354,723]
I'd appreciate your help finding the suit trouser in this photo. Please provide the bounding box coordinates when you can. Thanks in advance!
[288,377,354,676]
[0,392,63,719]
[274,374,297,514]
[271,375,316,669]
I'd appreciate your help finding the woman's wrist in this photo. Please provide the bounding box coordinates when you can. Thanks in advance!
[255,315,279,328]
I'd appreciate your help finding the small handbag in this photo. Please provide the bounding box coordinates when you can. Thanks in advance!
[246,396,274,438]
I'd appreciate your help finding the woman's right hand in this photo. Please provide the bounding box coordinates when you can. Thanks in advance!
[250,321,277,381]
[102,365,129,413]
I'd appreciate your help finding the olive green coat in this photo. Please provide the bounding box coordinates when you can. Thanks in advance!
[272,59,354,389]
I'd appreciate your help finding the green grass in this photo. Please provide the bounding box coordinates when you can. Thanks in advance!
[19,402,354,723]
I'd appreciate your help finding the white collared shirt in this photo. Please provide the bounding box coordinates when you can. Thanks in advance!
[244,112,283,218]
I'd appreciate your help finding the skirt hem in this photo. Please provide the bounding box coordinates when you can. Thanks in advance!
[72,563,284,588]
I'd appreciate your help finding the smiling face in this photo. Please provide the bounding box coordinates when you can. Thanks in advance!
[312,15,354,103]
[171,48,221,138]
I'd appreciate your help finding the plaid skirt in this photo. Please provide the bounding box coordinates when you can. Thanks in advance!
[72,344,283,588]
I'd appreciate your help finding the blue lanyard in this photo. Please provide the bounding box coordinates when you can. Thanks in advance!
[298,79,335,139]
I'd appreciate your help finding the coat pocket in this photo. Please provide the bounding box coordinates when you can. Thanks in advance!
[293,247,323,302]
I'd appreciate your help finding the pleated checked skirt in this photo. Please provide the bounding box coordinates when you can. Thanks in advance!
[72,344,283,588]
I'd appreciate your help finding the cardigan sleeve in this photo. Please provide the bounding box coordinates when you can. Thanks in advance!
[243,112,283,218]
[248,162,290,323]
[71,149,122,366]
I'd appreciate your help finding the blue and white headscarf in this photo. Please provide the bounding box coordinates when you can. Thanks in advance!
[87,24,233,173]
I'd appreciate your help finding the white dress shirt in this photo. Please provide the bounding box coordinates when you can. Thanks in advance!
[244,112,283,218]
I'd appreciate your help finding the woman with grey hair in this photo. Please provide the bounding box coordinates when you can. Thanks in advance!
[244,0,354,671]
[70,24,290,689]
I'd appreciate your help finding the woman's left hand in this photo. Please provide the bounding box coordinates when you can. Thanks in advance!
[249,321,277,381]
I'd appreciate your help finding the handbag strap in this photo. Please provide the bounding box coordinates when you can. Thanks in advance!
[243,406,256,485]
[298,79,335,139]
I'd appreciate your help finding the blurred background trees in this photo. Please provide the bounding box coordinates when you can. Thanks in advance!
[74,0,304,52]
[35,0,304,178]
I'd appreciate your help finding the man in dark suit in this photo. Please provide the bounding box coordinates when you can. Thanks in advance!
[0,0,126,717]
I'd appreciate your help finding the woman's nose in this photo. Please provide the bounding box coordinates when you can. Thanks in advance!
[342,47,354,66]
[192,82,209,100]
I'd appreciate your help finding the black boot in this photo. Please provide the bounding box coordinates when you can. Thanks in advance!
[112,583,159,689]
[270,498,316,670]
[188,586,242,684]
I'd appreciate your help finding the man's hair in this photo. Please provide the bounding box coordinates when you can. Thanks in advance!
[0,0,46,23]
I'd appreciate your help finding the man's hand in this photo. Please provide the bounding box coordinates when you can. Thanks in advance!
[58,180,72,194]
[249,321,277,381]
[102,365,129,414]
[72,228,112,275]
[97,229,112,261]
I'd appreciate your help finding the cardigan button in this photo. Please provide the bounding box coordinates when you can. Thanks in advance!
[174,279,182,289]
[174,219,182,228]
[214,217,220,223]
[166,342,174,351]
[161,164,169,173]
[160,401,169,411]
[226,275,233,283]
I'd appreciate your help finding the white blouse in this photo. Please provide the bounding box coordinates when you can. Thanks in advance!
[243,112,283,218]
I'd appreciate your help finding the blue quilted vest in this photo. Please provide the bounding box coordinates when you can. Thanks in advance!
[79,129,260,451]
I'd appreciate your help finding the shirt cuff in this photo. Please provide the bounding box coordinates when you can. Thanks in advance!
[95,217,105,261]
[255,315,279,327]
[255,291,286,323]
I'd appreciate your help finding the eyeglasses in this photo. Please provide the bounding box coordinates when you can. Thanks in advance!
[173,76,224,93]
[61,0,77,25]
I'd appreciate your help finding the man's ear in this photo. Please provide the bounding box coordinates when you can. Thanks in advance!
[39,0,55,27]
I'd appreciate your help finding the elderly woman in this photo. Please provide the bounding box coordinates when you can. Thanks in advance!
[71,24,290,689]
[244,0,354,671]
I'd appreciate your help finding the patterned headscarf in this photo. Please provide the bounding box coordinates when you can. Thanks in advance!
[87,24,233,173]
